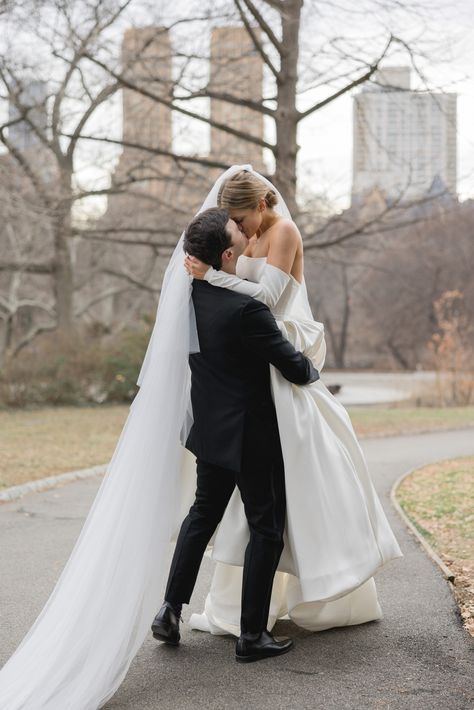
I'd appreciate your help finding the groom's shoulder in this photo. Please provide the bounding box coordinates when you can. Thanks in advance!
[192,280,258,310]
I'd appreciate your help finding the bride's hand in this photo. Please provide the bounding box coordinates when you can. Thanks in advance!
[184,254,211,279]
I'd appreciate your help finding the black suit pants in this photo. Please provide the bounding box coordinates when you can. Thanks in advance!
[165,411,286,635]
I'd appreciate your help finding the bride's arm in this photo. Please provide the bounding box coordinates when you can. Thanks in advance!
[186,221,301,309]
[202,263,289,309]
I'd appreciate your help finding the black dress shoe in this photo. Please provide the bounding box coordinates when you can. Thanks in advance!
[151,602,181,645]
[235,630,294,663]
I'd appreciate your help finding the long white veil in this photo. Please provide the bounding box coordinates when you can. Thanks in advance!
[0,164,291,709]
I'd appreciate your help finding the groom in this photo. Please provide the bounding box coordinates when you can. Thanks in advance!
[151,208,320,662]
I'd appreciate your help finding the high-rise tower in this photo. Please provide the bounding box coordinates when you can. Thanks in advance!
[115,26,173,197]
[209,27,265,170]
[352,67,457,204]
[92,25,267,325]
[8,79,48,151]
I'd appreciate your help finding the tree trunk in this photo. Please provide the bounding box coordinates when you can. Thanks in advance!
[386,338,412,370]
[273,0,302,216]
[0,315,13,367]
[337,266,351,369]
[322,266,351,368]
[52,174,75,333]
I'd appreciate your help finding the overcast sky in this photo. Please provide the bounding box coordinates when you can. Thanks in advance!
[1,0,473,214]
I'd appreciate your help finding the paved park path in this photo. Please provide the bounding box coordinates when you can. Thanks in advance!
[1,428,474,709]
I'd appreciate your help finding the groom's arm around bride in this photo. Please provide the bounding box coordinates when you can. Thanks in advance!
[151,207,318,663]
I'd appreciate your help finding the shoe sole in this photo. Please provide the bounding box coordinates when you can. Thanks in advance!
[235,644,293,663]
[152,628,180,646]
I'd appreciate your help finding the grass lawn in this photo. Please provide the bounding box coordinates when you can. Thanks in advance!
[0,405,129,490]
[1,404,474,490]
[396,456,474,637]
[348,404,474,438]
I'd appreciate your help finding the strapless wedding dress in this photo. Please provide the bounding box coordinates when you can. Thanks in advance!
[183,255,402,636]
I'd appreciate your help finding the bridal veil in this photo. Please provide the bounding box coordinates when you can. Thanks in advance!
[0,165,289,709]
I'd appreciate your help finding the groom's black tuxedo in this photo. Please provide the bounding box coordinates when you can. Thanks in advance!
[166,278,319,635]
[186,279,320,472]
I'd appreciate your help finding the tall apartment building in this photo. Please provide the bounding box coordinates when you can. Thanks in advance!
[114,26,174,198]
[8,79,49,151]
[209,26,265,171]
[92,25,265,325]
[111,25,264,202]
[106,25,265,211]
[352,67,457,204]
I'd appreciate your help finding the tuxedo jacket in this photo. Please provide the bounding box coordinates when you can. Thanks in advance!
[185,279,320,472]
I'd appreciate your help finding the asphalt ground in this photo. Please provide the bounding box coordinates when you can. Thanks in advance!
[1,428,473,709]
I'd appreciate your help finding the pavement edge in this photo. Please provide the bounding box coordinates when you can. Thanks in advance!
[390,461,455,583]
[0,464,107,504]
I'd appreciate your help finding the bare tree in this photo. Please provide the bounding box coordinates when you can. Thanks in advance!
[0,1,189,345]
[334,197,474,370]
[85,0,433,214]
[0,0,457,357]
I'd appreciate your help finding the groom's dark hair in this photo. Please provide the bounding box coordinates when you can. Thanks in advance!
[184,207,232,270]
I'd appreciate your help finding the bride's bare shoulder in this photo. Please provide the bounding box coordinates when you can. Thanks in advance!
[270,217,302,245]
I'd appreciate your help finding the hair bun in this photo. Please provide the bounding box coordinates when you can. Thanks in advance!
[218,172,278,210]
[265,189,278,208]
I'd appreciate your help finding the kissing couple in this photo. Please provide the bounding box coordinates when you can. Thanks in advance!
[0,165,402,708]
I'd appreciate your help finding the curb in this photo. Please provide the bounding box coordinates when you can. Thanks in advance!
[358,424,474,441]
[390,462,455,583]
[0,464,107,504]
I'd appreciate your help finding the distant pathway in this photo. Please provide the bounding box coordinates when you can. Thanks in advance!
[0,428,473,709]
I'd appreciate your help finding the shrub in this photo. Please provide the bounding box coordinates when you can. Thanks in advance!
[0,320,153,408]
[426,290,474,406]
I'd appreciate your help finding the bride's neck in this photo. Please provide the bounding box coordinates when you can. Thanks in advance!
[257,210,280,237]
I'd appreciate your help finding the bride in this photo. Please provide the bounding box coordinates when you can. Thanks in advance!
[181,168,402,636]
[0,164,402,710]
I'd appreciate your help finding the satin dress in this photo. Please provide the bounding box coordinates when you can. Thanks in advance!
[175,256,403,636]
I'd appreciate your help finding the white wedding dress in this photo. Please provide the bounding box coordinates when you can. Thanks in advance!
[184,255,403,636]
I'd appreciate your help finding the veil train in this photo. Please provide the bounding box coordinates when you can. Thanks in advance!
[0,165,278,709]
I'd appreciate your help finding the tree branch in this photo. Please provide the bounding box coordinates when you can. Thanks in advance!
[0,131,52,208]
[12,322,57,356]
[298,35,394,121]
[84,53,273,150]
[75,230,175,250]
[100,268,160,293]
[261,0,284,11]
[175,86,275,115]
[60,132,240,172]
[0,261,54,274]
[241,0,283,54]
[0,65,55,157]
[74,286,132,317]
[74,226,174,237]
[50,0,134,160]
[65,81,121,163]
[234,0,280,78]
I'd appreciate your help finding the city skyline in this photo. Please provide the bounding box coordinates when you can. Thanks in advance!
[2,10,474,215]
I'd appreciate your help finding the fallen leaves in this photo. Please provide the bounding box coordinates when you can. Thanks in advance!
[397,456,474,638]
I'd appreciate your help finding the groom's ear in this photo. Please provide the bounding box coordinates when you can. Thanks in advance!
[221,247,233,263]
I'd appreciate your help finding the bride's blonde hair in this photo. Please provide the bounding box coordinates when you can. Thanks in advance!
[217,170,278,211]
